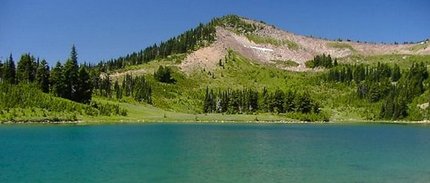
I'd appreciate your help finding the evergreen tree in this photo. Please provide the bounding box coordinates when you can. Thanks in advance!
[16,53,36,83]
[50,62,67,97]
[296,93,313,113]
[0,59,3,82]
[100,74,112,98]
[63,45,79,100]
[3,54,16,84]
[154,66,176,83]
[76,66,92,103]
[284,90,296,112]
[133,76,152,103]
[333,59,338,67]
[391,64,401,82]
[114,80,122,100]
[271,89,285,113]
[35,59,50,92]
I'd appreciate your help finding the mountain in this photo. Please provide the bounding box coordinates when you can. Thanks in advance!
[92,15,430,123]
[180,16,429,72]
[3,15,430,123]
[105,14,429,74]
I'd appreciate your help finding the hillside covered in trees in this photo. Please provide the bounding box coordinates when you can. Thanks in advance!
[1,15,430,123]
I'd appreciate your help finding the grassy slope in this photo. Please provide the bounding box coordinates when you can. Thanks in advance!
[0,84,92,122]
[339,54,430,68]
[6,53,428,123]
[245,34,299,50]
[98,51,399,123]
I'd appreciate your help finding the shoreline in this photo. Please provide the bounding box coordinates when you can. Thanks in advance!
[2,118,430,126]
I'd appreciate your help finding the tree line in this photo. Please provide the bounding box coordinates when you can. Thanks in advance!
[380,63,428,119]
[96,17,222,71]
[0,46,92,104]
[306,54,338,69]
[94,15,256,72]
[96,73,152,104]
[203,87,321,115]
[324,60,428,120]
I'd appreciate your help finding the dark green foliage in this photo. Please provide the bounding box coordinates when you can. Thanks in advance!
[203,87,216,113]
[99,74,112,98]
[380,88,408,120]
[100,74,152,103]
[76,66,92,103]
[63,45,80,100]
[328,62,393,88]
[90,101,127,116]
[295,92,316,114]
[2,54,16,84]
[133,75,152,103]
[114,80,122,100]
[219,15,261,34]
[306,54,336,68]
[154,66,176,83]
[357,78,392,102]
[16,53,37,83]
[0,60,3,82]
[35,60,50,93]
[0,59,3,81]
[391,64,401,82]
[48,46,92,104]
[122,74,134,97]
[50,62,67,98]
[203,87,321,115]
[326,61,429,120]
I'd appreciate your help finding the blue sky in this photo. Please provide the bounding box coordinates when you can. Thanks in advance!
[1,0,429,65]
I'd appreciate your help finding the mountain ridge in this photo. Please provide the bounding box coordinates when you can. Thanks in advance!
[179,15,430,72]
[100,14,429,73]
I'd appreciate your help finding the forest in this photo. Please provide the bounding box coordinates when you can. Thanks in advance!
[202,87,325,121]
[307,54,429,120]
[0,46,129,121]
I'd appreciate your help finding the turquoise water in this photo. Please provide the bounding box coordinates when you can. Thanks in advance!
[1,123,430,182]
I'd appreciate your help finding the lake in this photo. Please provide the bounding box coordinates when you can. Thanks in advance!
[1,123,430,182]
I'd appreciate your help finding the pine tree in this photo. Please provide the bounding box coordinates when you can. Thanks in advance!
[50,62,67,97]
[16,53,36,83]
[154,66,176,83]
[0,59,3,81]
[114,80,122,100]
[296,92,313,113]
[3,54,16,84]
[63,45,80,100]
[100,74,112,98]
[35,59,50,92]
[133,76,152,103]
[333,59,338,67]
[76,66,92,103]
[272,89,285,113]
[284,90,296,112]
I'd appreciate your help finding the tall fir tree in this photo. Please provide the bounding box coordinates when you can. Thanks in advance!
[35,60,50,93]
[63,45,80,100]
[50,62,67,97]
[76,66,92,103]
[3,54,16,84]
[16,53,36,83]
[0,59,3,81]
[114,80,122,100]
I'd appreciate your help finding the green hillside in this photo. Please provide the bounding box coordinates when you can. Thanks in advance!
[2,15,430,123]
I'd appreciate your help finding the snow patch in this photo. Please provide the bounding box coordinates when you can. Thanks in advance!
[244,45,274,52]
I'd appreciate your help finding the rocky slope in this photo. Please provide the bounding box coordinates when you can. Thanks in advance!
[180,17,429,72]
